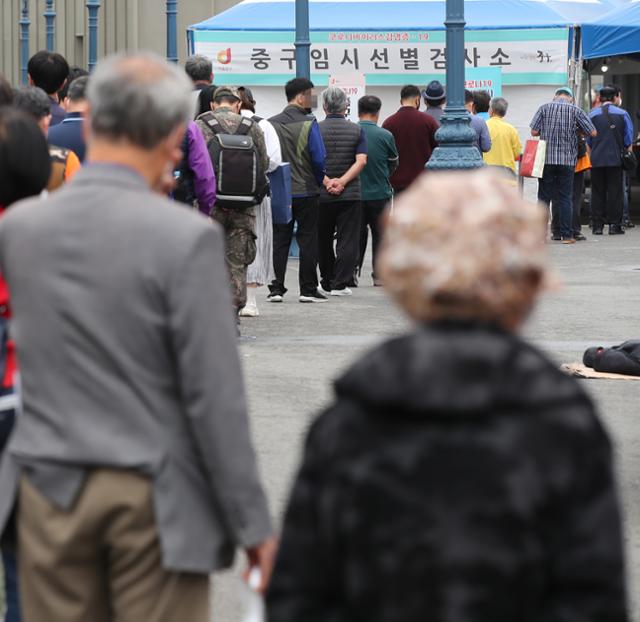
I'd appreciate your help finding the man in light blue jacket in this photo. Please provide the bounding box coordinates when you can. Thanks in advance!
[465,89,492,154]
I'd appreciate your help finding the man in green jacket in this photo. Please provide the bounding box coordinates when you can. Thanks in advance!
[357,95,398,286]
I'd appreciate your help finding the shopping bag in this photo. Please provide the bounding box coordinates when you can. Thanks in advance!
[240,568,265,622]
[520,139,546,178]
[268,163,292,225]
[575,152,591,173]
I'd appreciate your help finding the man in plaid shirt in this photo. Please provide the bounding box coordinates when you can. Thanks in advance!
[530,87,596,244]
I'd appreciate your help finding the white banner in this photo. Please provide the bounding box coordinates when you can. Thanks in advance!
[192,29,569,85]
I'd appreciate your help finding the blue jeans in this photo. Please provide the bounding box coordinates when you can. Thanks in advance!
[538,164,574,239]
[2,548,21,622]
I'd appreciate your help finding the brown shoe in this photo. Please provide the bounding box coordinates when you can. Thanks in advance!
[561,238,576,244]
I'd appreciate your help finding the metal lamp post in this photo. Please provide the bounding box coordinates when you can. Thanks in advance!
[167,0,178,63]
[44,0,57,51]
[294,0,311,79]
[426,0,483,170]
[19,0,30,85]
[86,0,101,71]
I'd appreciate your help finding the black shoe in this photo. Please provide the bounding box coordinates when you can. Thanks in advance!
[592,227,603,235]
[609,225,625,235]
[551,234,561,241]
[624,220,635,228]
[574,232,587,241]
[267,292,284,303]
[299,291,329,303]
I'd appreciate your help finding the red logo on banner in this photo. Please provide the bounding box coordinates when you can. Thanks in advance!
[217,48,232,65]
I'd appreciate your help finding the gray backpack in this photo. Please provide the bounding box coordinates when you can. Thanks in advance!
[200,113,268,209]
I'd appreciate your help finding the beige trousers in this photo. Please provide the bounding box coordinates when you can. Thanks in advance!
[18,469,210,622]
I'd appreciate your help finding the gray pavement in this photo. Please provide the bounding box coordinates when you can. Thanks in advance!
[214,226,640,620]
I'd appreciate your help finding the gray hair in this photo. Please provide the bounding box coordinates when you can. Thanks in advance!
[490,97,508,117]
[87,52,192,149]
[322,86,348,114]
[185,54,212,83]
[67,75,89,102]
[13,86,51,120]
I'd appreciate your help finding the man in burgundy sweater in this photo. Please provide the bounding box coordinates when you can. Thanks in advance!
[382,85,439,194]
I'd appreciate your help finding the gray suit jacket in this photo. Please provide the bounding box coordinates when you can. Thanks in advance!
[0,164,271,572]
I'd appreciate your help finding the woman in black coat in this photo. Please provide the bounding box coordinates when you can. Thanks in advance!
[266,170,628,622]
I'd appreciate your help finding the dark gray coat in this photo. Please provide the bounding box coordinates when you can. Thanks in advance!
[0,164,271,572]
[267,323,628,622]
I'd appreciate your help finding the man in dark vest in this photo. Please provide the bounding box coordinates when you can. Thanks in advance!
[269,78,331,303]
[318,87,368,296]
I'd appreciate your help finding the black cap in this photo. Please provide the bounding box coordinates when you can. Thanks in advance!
[422,80,445,102]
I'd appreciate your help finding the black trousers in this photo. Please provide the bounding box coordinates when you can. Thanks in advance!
[591,166,623,228]
[358,199,388,278]
[318,200,361,291]
[270,196,319,297]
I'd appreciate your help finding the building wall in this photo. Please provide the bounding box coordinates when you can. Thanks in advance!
[0,0,237,86]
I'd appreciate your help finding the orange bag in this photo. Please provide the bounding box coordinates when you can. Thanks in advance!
[575,152,591,173]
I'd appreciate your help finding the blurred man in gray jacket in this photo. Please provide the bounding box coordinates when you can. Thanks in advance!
[0,52,274,622]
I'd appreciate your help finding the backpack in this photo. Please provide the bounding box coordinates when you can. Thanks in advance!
[173,131,196,207]
[47,145,70,192]
[200,112,268,209]
[0,315,18,453]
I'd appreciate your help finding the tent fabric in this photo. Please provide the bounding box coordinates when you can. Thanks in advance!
[189,0,614,32]
[582,1,640,58]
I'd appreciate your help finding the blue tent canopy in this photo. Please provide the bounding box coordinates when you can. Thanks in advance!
[581,1,640,58]
[189,0,613,32]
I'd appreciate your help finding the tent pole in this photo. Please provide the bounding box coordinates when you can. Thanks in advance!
[574,27,584,108]
[568,26,580,104]
[295,0,311,79]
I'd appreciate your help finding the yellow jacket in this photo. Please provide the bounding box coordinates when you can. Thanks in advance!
[483,116,522,173]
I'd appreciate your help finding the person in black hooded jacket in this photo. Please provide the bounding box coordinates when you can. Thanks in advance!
[266,170,628,622]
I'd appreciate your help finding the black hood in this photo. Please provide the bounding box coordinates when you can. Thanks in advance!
[335,323,586,417]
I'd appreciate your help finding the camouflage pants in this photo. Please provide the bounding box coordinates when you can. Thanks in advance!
[211,207,257,312]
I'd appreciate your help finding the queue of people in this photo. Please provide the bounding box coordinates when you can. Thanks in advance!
[528,84,637,243]
[0,50,632,622]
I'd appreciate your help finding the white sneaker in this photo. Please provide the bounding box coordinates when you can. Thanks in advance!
[330,287,353,296]
[318,286,332,296]
[239,303,259,317]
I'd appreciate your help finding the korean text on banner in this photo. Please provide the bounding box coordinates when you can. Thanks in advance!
[520,139,547,178]
[463,67,502,97]
[193,28,569,86]
[328,73,366,123]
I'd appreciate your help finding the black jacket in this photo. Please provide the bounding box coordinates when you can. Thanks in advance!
[267,324,628,622]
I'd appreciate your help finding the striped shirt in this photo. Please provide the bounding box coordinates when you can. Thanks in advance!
[530,100,595,167]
